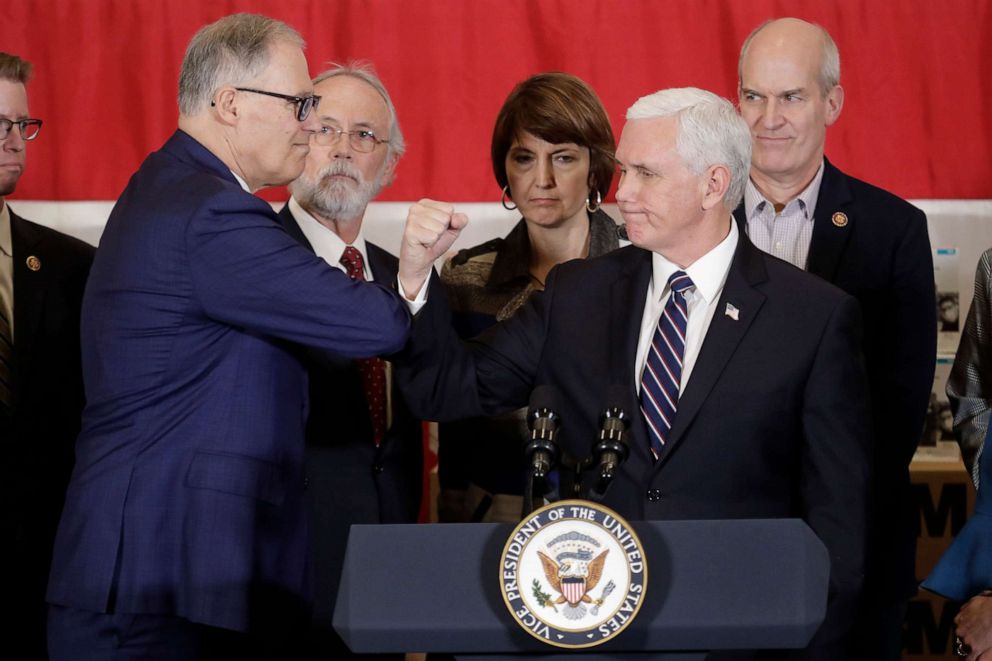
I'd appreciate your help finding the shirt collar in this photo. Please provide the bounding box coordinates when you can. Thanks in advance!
[230,170,250,193]
[744,159,825,221]
[289,197,371,280]
[650,218,739,305]
[0,202,11,259]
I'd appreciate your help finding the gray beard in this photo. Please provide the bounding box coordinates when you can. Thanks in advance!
[290,160,384,221]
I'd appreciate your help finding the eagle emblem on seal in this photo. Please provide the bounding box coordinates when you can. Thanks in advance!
[534,531,611,620]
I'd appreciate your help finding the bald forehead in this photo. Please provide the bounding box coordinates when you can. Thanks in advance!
[745,18,826,65]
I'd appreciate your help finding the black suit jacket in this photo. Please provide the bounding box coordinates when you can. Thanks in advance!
[6,209,93,659]
[396,232,871,654]
[276,205,422,639]
[734,158,936,599]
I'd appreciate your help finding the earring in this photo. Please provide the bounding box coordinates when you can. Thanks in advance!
[501,185,517,211]
[586,189,602,213]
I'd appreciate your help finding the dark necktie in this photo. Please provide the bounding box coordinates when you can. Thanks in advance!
[639,271,694,461]
[0,300,12,411]
[340,246,387,446]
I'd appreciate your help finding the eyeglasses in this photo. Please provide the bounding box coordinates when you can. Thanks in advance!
[0,118,43,141]
[234,87,320,121]
[312,126,389,153]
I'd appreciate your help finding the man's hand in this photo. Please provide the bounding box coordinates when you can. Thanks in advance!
[956,592,992,660]
[398,199,468,300]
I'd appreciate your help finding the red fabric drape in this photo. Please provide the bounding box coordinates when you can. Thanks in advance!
[2,0,990,202]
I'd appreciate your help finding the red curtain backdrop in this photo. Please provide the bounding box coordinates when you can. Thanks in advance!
[1,0,990,202]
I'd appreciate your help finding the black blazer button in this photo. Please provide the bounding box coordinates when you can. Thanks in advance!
[646,488,662,502]
[372,464,384,474]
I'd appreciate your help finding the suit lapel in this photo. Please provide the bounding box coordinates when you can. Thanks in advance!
[807,158,854,282]
[10,212,46,373]
[658,235,768,463]
[610,248,654,464]
[366,243,398,284]
[276,204,315,252]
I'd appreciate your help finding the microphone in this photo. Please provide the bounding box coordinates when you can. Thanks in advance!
[525,385,561,480]
[591,386,630,497]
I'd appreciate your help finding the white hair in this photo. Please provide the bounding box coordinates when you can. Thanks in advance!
[626,87,751,210]
[178,13,303,116]
[313,61,405,161]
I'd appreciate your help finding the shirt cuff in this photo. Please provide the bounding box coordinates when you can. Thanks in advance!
[397,275,429,315]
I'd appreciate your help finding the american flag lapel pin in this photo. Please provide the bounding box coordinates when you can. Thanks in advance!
[724,302,739,321]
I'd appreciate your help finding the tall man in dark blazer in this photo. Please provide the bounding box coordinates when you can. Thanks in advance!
[395,87,871,659]
[279,63,421,660]
[735,19,936,658]
[45,15,410,661]
[0,52,94,660]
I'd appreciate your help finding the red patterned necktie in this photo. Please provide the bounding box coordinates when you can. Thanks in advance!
[340,246,387,446]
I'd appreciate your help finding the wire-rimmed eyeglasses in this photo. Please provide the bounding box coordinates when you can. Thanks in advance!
[234,88,320,122]
[312,126,389,153]
[0,118,42,141]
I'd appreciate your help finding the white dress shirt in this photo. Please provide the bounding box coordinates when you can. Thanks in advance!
[634,219,739,395]
[744,160,824,270]
[289,197,372,280]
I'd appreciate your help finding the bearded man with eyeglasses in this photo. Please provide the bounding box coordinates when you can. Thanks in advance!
[0,51,94,661]
[276,62,420,660]
[44,15,410,661]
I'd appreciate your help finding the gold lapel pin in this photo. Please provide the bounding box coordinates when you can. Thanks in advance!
[26,255,41,271]
[831,212,849,228]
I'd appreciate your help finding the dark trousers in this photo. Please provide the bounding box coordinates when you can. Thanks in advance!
[48,605,307,661]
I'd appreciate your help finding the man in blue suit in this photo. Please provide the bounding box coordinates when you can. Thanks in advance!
[395,88,871,659]
[278,62,422,660]
[45,14,410,661]
[735,19,936,659]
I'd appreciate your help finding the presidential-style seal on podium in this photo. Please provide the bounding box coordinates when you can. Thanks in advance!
[499,499,648,648]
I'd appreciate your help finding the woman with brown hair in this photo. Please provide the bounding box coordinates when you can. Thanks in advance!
[437,72,621,523]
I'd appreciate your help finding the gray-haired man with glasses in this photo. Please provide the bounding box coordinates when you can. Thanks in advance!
[45,15,410,661]
[0,51,95,660]
[278,61,417,660]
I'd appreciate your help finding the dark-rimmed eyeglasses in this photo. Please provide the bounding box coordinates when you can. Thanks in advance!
[312,126,388,153]
[0,118,42,141]
[235,88,320,121]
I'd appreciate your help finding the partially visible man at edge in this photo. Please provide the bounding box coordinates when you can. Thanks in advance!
[0,52,94,660]
[736,18,936,659]
[280,61,421,660]
[45,14,409,661]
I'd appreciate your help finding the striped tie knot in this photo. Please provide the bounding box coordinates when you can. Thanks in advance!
[667,270,694,295]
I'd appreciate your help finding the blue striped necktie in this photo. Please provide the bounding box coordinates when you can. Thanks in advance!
[640,271,694,461]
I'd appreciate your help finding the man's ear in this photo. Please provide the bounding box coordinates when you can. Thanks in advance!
[381,153,400,187]
[211,87,240,126]
[824,84,844,127]
[701,163,731,211]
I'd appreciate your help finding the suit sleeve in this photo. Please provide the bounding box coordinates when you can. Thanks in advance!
[801,294,872,650]
[394,268,553,422]
[947,249,992,486]
[872,207,936,470]
[186,189,410,358]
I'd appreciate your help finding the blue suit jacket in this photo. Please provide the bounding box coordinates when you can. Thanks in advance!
[276,204,423,642]
[46,130,410,633]
[734,158,936,599]
[395,233,872,654]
